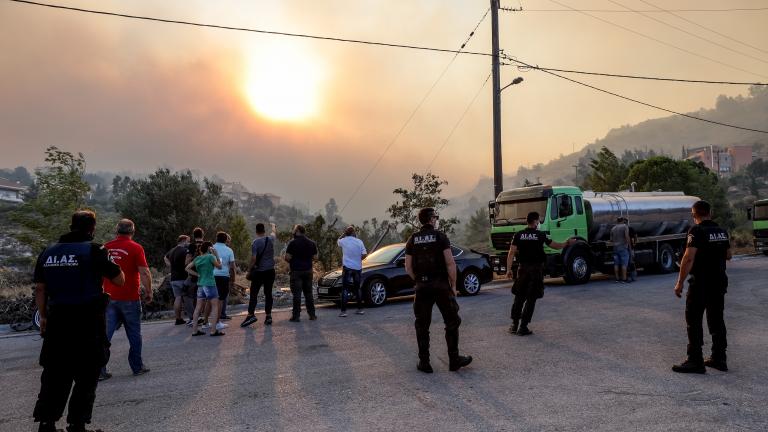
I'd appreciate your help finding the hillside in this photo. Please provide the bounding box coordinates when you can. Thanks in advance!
[448,85,768,221]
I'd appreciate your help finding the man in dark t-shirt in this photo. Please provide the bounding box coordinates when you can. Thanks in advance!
[405,207,472,373]
[284,224,318,321]
[672,200,731,374]
[164,235,191,324]
[505,211,574,336]
[32,210,124,432]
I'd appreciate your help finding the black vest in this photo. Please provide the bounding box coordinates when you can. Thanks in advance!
[409,226,449,282]
[40,241,102,305]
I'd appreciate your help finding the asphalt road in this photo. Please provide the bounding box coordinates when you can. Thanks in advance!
[1,257,767,432]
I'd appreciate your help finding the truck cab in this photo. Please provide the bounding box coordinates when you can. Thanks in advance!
[751,199,768,255]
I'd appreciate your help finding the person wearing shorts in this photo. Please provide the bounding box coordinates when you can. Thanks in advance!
[186,242,224,336]
[610,217,632,283]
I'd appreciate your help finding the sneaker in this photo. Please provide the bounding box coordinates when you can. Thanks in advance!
[201,323,211,330]
[309,315,318,321]
[186,320,193,327]
[133,367,150,377]
[192,330,205,336]
[210,330,225,337]
[516,326,533,336]
[339,312,348,317]
[289,317,300,322]
[417,360,433,373]
[216,322,229,331]
[672,359,706,374]
[449,355,473,371]
[704,357,728,372]
[98,371,112,382]
[265,316,273,325]
[355,309,365,315]
[240,315,258,328]
[174,318,186,325]
[220,315,232,321]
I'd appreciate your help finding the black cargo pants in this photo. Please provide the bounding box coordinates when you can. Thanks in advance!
[685,278,727,362]
[34,300,109,426]
[511,264,545,325]
[413,280,461,362]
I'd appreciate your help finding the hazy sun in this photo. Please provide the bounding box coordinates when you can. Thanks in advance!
[244,47,325,122]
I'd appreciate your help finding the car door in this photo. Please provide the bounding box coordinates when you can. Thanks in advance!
[388,250,415,294]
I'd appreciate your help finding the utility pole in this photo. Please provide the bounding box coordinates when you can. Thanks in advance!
[491,0,503,199]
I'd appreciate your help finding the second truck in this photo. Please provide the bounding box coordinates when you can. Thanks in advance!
[488,184,699,284]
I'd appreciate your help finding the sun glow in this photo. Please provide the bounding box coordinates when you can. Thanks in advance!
[244,47,325,122]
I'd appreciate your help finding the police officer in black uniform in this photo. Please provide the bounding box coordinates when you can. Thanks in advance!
[672,200,731,374]
[33,211,124,432]
[505,211,574,336]
[405,208,472,373]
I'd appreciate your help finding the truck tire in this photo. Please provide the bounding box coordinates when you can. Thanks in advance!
[656,243,677,274]
[563,248,591,285]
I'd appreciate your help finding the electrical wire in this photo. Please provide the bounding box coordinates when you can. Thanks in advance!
[637,0,768,56]
[505,62,766,85]
[505,55,768,134]
[604,0,768,66]
[425,72,492,172]
[508,7,768,13]
[336,7,490,216]
[6,0,493,58]
[545,0,768,80]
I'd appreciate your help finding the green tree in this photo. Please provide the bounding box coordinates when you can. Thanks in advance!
[11,146,91,251]
[228,213,252,267]
[463,207,490,248]
[387,172,459,239]
[114,169,239,267]
[304,214,342,271]
[582,146,628,191]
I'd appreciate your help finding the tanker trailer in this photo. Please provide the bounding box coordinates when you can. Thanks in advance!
[749,198,768,255]
[488,185,699,284]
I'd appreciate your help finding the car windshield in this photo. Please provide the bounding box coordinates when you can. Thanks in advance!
[364,244,404,264]
[755,204,768,220]
[494,198,548,225]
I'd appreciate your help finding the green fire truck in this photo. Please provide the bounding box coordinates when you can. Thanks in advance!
[488,185,699,284]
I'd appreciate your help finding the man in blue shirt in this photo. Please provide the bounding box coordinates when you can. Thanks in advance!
[284,224,318,322]
[213,231,236,325]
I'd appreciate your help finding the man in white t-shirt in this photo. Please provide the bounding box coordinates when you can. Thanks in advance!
[337,226,368,317]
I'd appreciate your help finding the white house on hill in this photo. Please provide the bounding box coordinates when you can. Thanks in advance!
[0,178,27,203]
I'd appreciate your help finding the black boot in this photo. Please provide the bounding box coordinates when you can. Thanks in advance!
[672,359,705,374]
[417,359,433,373]
[509,319,519,334]
[704,356,728,372]
[38,422,59,432]
[449,355,473,371]
[516,324,532,336]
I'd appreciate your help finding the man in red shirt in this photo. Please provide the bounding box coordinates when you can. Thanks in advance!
[100,219,153,380]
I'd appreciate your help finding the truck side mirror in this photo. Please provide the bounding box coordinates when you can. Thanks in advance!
[746,207,752,220]
[488,200,496,224]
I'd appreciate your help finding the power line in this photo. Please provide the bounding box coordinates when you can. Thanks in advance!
[505,61,767,85]
[638,0,768,56]
[336,7,490,216]
[7,0,493,58]
[545,0,768,80]
[507,57,768,134]
[604,0,768,66]
[426,72,492,172]
[506,7,768,13]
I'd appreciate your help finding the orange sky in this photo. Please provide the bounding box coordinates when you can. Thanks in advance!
[1,0,766,221]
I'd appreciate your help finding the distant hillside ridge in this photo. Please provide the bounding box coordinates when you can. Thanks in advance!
[449,85,768,220]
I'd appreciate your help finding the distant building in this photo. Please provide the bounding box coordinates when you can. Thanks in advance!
[685,145,754,176]
[220,182,281,208]
[0,178,27,203]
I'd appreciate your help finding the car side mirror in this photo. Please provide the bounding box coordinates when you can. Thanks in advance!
[395,257,405,267]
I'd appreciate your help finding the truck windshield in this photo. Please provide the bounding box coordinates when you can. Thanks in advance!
[755,204,768,221]
[495,198,547,225]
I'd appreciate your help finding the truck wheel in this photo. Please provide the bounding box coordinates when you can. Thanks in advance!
[564,249,591,285]
[656,243,676,273]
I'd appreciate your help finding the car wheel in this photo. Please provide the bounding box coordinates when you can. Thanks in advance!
[364,278,388,307]
[564,248,591,285]
[458,270,481,296]
[656,243,677,274]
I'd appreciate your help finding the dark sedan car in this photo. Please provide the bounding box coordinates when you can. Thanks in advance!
[316,243,494,307]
